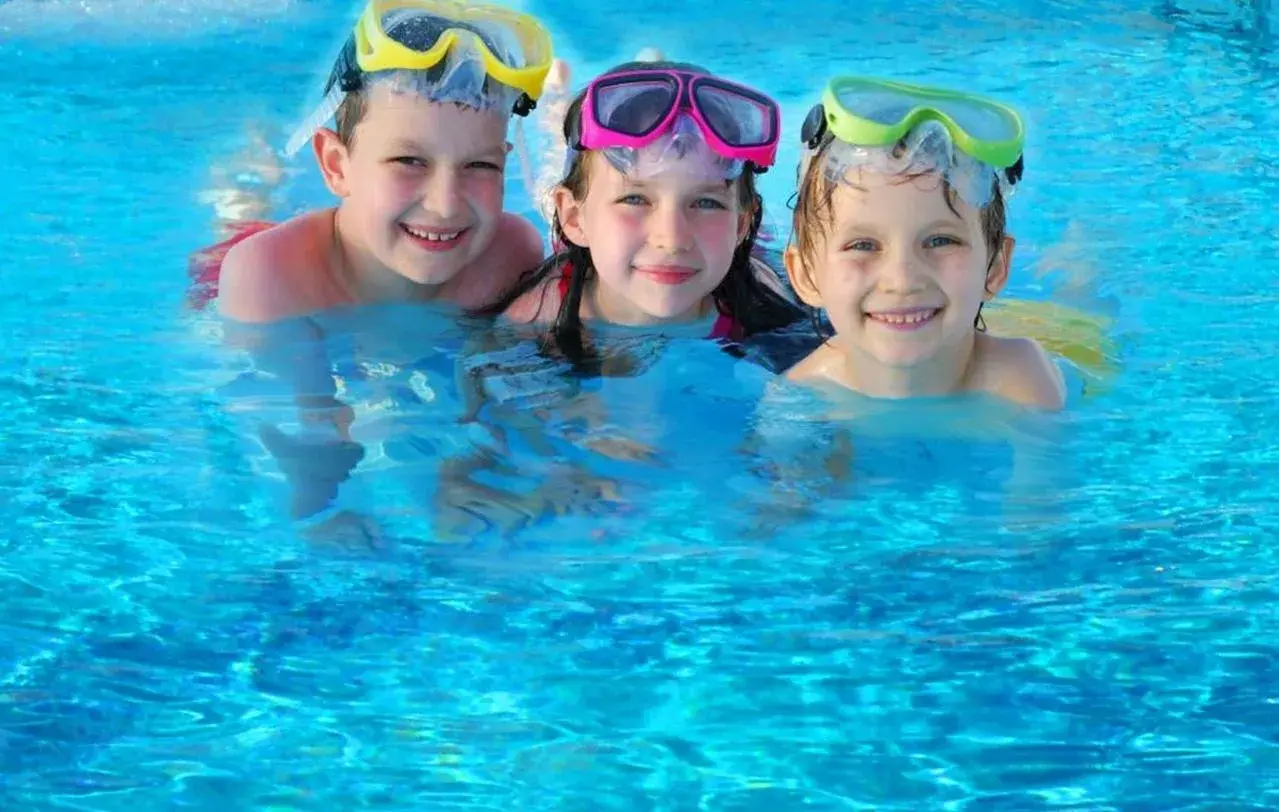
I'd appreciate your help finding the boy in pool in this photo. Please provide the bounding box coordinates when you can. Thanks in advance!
[192,0,558,525]
[200,0,554,323]
[782,76,1066,409]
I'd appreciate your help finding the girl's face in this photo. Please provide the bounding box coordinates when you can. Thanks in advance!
[556,153,751,325]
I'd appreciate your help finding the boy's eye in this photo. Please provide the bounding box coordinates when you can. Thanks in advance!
[925,234,963,248]
[841,238,878,252]
[467,160,503,171]
[391,156,426,168]
[616,194,648,206]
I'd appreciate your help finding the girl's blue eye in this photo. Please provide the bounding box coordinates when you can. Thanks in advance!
[692,197,728,210]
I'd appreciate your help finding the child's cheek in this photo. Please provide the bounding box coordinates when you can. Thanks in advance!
[692,213,739,247]
[606,208,645,236]
[825,257,864,295]
[465,174,506,210]
[379,170,424,205]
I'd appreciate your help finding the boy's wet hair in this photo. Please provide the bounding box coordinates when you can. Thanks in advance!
[792,133,1009,334]
[485,59,805,375]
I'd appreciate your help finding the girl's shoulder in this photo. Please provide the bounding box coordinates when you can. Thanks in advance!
[501,263,570,325]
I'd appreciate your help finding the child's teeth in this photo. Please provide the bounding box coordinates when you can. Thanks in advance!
[404,225,461,241]
[871,310,936,324]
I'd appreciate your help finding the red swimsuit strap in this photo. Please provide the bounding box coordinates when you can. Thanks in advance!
[186,220,276,310]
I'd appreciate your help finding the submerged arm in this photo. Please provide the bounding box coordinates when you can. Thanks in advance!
[222,316,365,520]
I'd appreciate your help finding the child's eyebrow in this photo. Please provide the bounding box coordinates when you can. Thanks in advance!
[919,217,968,231]
[691,182,732,195]
[464,144,510,161]
[382,139,435,156]
[832,221,884,237]
[382,139,509,160]
[832,214,884,229]
[617,180,731,194]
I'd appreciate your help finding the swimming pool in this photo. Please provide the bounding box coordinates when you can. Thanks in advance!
[5,0,1279,806]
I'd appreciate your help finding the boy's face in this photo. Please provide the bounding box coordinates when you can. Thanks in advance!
[320,84,511,288]
[787,170,1012,370]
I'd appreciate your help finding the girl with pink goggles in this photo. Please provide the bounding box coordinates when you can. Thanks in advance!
[567,66,782,173]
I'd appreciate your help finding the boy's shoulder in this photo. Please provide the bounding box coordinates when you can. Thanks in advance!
[973,333,1067,410]
[447,213,546,309]
[217,210,547,319]
[217,209,340,323]
[784,341,841,384]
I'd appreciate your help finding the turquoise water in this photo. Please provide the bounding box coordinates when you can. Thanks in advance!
[4,0,1279,807]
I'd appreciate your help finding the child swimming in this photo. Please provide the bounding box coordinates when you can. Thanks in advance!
[490,59,806,370]
[782,76,1066,409]
[193,0,555,323]
[194,0,562,528]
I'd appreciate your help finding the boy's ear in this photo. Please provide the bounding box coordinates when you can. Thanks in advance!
[554,186,588,247]
[314,128,353,198]
[984,235,1015,299]
[784,244,823,308]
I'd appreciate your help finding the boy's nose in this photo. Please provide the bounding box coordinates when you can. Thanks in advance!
[877,245,927,293]
[424,170,464,220]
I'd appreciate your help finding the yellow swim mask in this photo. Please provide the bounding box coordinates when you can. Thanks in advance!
[283,0,554,157]
[352,0,553,114]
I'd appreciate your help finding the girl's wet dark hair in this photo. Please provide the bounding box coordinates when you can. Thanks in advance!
[485,59,805,375]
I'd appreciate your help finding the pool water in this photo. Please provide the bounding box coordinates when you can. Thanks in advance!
[4,0,1279,807]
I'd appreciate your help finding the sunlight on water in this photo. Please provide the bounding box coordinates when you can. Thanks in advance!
[4,0,1279,807]
[0,0,300,35]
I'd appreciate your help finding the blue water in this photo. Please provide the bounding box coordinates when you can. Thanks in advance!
[5,0,1279,807]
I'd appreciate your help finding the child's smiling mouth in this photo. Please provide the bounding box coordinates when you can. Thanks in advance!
[864,306,941,330]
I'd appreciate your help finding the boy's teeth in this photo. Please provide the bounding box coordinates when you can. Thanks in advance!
[403,225,462,241]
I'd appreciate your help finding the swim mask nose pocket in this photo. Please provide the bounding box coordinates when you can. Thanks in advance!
[820,119,1006,208]
[573,68,781,173]
[602,113,745,180]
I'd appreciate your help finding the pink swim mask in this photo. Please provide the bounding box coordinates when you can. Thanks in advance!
[568,68,781,173]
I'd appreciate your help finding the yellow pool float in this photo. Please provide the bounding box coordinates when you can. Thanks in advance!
[984,298,1118,392]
